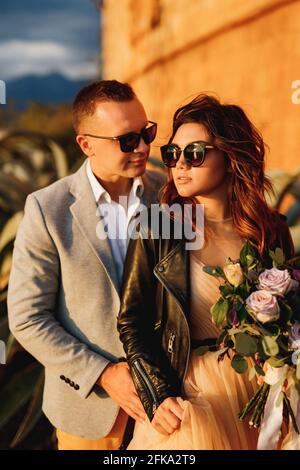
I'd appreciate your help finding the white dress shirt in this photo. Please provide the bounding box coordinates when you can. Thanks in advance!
[86,158,144,287]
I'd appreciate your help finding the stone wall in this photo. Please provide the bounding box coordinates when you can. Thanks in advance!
[102,0,300,172]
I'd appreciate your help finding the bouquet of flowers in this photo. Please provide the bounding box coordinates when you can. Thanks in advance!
[196,241,300,450]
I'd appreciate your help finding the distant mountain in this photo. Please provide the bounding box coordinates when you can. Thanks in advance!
[7,73,90,109]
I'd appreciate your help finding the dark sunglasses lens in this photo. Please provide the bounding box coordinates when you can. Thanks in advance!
[160,145,179,167]
[143,123,157,144]
[184,143,205,166]
[119,133,140,152]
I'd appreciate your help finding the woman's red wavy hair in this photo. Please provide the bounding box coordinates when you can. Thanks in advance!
[160,94,294,260]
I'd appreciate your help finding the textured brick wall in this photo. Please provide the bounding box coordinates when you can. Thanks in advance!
[102,0,300,172]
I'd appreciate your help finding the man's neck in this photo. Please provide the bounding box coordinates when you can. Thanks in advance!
[98,175,133,203]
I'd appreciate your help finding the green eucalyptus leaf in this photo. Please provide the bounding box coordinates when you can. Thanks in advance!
[248,366,256,381]
[210,298,230,327]
[235,333,258,356]
[274,248,285,266]
[231,354,248,374]
[254,364,265,376]
[219,284,234,298]
[262,336,279,356]
[202,266,225,279]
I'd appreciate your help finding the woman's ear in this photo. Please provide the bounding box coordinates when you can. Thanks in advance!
[224,154,233,173]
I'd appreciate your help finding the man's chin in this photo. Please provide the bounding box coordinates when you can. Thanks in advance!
[127,161,147,176]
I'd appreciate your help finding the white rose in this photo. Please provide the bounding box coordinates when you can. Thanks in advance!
[223,262,244,287]
[258,268,297,297]
[246,289,280,323]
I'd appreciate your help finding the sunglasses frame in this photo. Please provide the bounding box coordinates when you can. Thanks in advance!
[83,120,157,152]
[160,140,217,168]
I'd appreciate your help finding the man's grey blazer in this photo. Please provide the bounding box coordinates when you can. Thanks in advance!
[7,159,165,439]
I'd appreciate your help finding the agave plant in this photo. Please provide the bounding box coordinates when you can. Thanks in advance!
[0,130,70,449]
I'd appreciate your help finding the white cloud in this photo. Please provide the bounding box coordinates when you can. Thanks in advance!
[0,39,99,80]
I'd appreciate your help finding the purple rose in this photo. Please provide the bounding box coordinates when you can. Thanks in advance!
[246,289,280,323]
[258,268,298,297]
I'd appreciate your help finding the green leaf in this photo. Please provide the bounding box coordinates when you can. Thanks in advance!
[202,265,225,279]
[194,345,210,356]
[210,298,230,327]
[238,305,250,323]
[219,284,234,298]
[235,333,258,356]
[267,356,289,367]
[254,364,265,376]
[274,248,285,266]
[0,363,42,430]
[216,347,228,357]
[231,354,248,374]
[248,366,256,381]
[0,316,9,343]
[262,336,279,356]
[297,361,300,381]
[239,242,258,268]
[0,211,23,253]
[10,372,44,448]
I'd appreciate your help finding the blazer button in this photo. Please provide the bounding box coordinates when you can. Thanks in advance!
[70,381,74,387]
[74,384,80,390]
[60,375,66,381]
[65,378,70,384]
[158,266,164,272]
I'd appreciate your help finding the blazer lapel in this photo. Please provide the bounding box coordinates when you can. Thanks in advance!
[69,160,119,295]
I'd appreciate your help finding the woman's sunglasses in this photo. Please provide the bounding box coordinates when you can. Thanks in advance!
[160,141,217,168]
[83,121,157,153]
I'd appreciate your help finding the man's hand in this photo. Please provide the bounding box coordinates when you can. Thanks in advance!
[151,397,184,436]
[97,361,147,423]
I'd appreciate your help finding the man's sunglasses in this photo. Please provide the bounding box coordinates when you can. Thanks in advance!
[83,121,157,153]
[160,141,217,168]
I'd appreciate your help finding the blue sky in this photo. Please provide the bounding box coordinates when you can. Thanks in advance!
[0,0,100,80]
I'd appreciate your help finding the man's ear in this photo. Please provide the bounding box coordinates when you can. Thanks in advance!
[76,135,94,158]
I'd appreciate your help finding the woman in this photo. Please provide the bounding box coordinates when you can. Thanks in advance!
[117,94,295,450]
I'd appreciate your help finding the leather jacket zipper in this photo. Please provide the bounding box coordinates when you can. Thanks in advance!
[154,270,191,383]
[168,332,176,353]
[132,359,159,414]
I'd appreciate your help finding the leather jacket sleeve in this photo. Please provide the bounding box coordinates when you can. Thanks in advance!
[117,221,180,421]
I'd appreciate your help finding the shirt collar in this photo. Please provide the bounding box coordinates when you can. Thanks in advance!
[86,158,144,204]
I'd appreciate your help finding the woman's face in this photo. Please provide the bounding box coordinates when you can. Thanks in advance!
[171,123,229,199]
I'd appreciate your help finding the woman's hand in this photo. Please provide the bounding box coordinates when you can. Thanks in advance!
[151,397,184,436]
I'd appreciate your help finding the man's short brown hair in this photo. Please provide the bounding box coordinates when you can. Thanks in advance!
[72,79,136,133]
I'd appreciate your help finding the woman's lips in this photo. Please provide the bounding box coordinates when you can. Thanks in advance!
[176,176,192,184]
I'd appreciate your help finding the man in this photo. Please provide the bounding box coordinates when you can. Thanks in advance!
[7,80,165,450]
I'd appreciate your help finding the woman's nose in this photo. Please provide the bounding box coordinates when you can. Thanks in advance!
[176,152,190,169]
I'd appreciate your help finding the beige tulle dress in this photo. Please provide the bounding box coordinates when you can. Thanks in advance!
[128,217,259,450]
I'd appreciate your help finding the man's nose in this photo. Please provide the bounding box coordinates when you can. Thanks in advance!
[134,136,150,154]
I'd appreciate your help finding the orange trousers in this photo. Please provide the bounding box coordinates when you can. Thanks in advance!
[56,409,128,450]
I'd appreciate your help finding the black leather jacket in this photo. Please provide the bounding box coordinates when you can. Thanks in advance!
[117,208,294,421]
